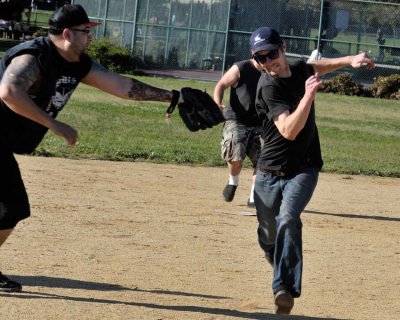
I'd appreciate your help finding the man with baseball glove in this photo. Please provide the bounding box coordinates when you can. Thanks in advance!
[0,4,222,292]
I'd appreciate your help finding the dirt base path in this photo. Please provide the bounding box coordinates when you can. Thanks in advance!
[1,155,399,320]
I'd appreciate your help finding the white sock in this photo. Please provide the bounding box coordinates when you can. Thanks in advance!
[249,184,255,202]
[228,174,239,186]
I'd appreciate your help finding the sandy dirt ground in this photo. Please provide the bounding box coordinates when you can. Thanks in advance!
[0,155,399,320]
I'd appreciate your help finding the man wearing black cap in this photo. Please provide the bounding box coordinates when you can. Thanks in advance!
[0,4,186,292]
[249,26,374,315]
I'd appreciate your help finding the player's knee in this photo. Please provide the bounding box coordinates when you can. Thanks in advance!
[229,159,243,169]
[278,214,302,230]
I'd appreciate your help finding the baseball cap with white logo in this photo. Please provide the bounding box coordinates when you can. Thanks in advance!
[249,27,283,54]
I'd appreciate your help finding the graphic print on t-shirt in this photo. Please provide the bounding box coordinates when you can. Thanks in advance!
[46,76,79,117]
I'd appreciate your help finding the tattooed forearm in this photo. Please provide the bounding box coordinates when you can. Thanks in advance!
[1,54,41,89]
[83,60,174,102]
[127,78,173,102]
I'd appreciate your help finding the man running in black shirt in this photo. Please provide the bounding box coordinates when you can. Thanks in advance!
[250,26,374,315]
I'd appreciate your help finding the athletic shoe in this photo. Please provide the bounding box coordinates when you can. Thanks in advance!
[274,289,294,315]
[222,184,237,202]
[0,272,22,292]
[247,198,255,208]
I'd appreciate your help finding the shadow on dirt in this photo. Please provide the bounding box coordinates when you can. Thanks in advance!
[7,275,227,299]
[304,210,400,222]
[2,275,347,320]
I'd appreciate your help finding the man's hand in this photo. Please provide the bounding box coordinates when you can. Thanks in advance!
[351,52,375,70]
[49,120,78,146]
[305,72,323,99]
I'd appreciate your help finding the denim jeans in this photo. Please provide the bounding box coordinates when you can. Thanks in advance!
[254,166,319,298]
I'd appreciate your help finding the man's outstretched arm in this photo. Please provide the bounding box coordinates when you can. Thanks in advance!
[308,52,374,76]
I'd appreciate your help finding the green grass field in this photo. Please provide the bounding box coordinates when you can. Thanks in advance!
[26,9,53,28]
[31,76,400,178]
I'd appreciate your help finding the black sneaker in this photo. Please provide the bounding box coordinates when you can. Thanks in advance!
[274,289,294,315]
[0,272,22,292]
[222,184,237,202]
[247,198,256,208]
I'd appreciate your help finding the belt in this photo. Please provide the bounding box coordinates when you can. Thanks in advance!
[259,168,286,177]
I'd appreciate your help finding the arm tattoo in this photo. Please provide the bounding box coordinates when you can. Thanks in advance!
[1,55,41,89]
[88,60,173,102]
[127,78,172,102]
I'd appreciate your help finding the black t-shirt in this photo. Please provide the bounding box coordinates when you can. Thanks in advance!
[0,36,92,154]
[255,60,323,175]
[223,60,262,127]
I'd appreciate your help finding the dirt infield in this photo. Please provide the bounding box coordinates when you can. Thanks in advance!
[1,155,399,320]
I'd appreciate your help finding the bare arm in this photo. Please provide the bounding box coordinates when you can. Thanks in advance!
[308,52,374,76]
[82,61,174,102]
[213,64,240,109]
[274,73,323,141]
[0,54,77,145]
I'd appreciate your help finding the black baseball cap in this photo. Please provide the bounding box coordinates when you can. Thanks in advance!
[49,4,101,34]
[250,27,283,54]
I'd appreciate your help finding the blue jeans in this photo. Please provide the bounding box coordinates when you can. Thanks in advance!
[254,166,319,298]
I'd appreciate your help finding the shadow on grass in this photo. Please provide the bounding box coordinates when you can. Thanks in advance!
[2,275,349,319]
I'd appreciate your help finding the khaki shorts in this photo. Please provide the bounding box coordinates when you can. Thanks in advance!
[221,120,263,168]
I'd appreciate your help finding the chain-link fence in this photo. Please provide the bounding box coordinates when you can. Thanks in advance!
[228,0,400,82]
[72,0,399,82]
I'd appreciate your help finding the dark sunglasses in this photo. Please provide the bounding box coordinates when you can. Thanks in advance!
[69,28,91,34]
[253,49,280,64]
